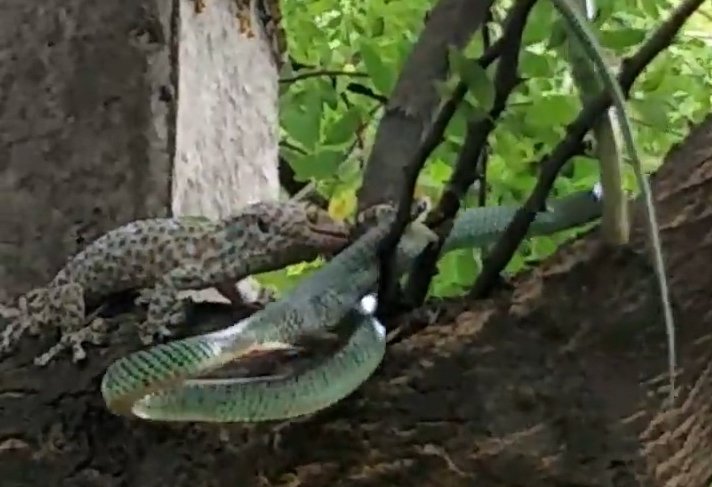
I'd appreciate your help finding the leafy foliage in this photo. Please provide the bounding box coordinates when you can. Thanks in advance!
[259,0,712,298]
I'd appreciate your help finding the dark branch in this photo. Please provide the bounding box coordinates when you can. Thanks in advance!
[357,0,496,211]
[344,82,388,104]
[280,61,386,108]
[477,7,495,209]
[349,0,497,316]
[469,0,707,299]
[279,70,369,84]
[404,0,537,306]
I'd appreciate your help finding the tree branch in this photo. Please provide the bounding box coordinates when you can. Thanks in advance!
[469,0,707,299]
[279,70,369,84]
[344,82,389,104]
[404,0,537,306]
[348,0,497,316]
[357,0,496,211]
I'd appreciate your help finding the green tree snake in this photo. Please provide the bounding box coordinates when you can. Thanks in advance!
[101,186,603,422]
[100,0,679,421]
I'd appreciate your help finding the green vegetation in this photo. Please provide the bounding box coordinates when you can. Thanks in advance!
[260,0,712,298]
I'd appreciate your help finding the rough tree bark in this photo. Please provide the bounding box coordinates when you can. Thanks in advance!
[0,0,280,305]
[2,2,712,487]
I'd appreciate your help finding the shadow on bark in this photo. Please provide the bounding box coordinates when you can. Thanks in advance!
[2,117,712,486]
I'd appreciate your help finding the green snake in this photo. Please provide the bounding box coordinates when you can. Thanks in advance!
[101,187,603,422]
[101,0,677,420]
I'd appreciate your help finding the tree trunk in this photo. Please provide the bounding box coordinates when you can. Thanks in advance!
[2,2,712,487]
[0,0,280,304]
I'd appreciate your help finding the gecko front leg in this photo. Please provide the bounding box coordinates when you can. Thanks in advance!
[37,282,109,363]
[138,263,218,344]
[34,316,109,366]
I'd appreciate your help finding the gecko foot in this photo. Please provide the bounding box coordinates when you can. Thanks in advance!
[34,318,110,366]
[134,286,191,345]
[137,321,174,346]
[137,305,182,345]
[134,288,155,307]
[0,289,51,357]
[0,302,20,320]
[0,315,32,357]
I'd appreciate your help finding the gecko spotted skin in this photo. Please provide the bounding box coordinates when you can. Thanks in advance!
[0,202,349,366]
[194,0,287,69]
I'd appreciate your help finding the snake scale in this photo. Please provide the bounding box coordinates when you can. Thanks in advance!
[101,187,603,422]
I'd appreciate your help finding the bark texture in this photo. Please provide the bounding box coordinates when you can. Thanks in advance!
[0,0,280,304]
[0,0,173,301]
[173,0,279,219]
[2,115,712,487]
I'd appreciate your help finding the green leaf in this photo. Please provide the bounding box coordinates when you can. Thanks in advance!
[452,250,479,286]
[431,249,480,298]
[323,108,362,146]
[520,50,552,78]
[289,149,343,180]
[317,78,340,110]
[599,28,646,50]
[336,156,362,185]
[630,98,669,130]
[449,48,495,112]
[546,19,569,50]
[371,16,385,36]
[525,94,578,127]
[281,92,323,150]
[274,0,712,300]
[360,40,394,96]
[424,159,453,184]
[446,108,468,143]
[460,96,489,123]
[523,1,556,45]
[638,0,662,19]
[571,155,600,188]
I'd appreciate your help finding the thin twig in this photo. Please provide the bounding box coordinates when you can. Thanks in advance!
[345,83,389,104]
[279,70,369,84]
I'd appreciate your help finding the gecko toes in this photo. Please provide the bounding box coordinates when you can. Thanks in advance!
[137,322,174,345]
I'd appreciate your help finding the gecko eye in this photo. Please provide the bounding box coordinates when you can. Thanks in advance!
[305,205,320,224]
[256,216,270,233]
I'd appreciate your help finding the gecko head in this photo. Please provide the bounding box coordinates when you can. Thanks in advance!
[224,201,351,257]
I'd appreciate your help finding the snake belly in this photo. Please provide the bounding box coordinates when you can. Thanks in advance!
[130,301,386,422]
[101,187,602,422]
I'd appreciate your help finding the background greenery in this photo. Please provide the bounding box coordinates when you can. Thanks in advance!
[258,0,712,298]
